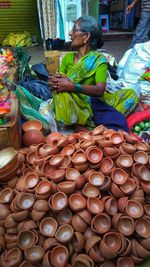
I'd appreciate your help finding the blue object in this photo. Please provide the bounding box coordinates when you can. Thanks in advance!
[91,97,129,132]
[99,14,109,32]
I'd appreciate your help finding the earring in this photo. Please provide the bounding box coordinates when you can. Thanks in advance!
[84,40,86,44]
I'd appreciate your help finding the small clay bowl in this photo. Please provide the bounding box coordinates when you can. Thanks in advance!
[35,180,51,195]
[135,218,150,238]
[91,213,111,234]
[72,231,85,252]
[50,154,64,167]
[141,181,150,194]
[134,240,150,259]
[73,254,94,267]
[84,227,95,240]
[92,125,104,135]
[134,151,148,165]
[57,209,72,225]
[82,183,99,198]
[120,179,136,195]
[103,146,120,157]
[72,214,88,233]
[33,200,49,212]
[103,232,122,253]
[1,247,23,266]
[55,224,74,243]
[111,168,128,185]
[24,172,39,190]
[39,217,58,237]
[61,144,75,156]
[111,182,124,198]
[97,139,113,148]
[99,240,116,260]
[117,155,133,169]
[66,168,80,181]
[49,169,65,183]
[17,193,35,210]
[17,230,36,250]
[26,152,38,165]
[87,147,103,164]
[39,144,58,157]
[122,143,136,154]
[22,120,42,132]
[105,197,118,216]
[51,192,68,211]
[80,140,96,150]
[12,210,28,222]
[140,237,150,250]
[57,181,76,195]
[117,216,134,236]
[144,204,150,216]
[126,200,143,219]
[60,155,71,169]
[69,194,86,211]
[100,176,111,191]
[22,220,37,231]
[100,157,114,175]
[71,152,87,166]
[24,245,44,264]
[100,262,115,267]
[50,245,68,267]
[57,136,69,148]
[88,171,105,187]
[85,235,101,253]
[0,188,14,204]
[135,142,148,152]
[87,197,104,214]
[74,163,89,173]
[116,257,134,267]
[139,166,150,182]
[19,260,33,267]
[111,132,124,145]
[77,209,92,225]
[45,132,62,144]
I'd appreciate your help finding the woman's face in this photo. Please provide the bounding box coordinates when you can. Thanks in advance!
[69,21,87,48]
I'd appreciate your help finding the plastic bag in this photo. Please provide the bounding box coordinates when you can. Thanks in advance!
[39,99,58,132]
[2,32,32,47]
[31,63,49,81]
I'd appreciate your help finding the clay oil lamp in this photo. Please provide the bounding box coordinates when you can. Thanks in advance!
[24,172,39,191]
[103,232,122,253]
[100,262,115,267]
[116,257,134,267]
[91,213,111,234]
[31,209,46,222]
[66,168,85,189]
[111,132,124,145]
[57,181,76,195]
[45,132,62,144]
[61,144,75,156]
[140,237,150,250]
[24,245,44,264]
[49,169,65,183]
[55,224,74,244]
[56,208,72,225]
[33,199,49,212]
[103,146,120,158]
[121,143,136,154]
[125,133,138,144]
[126,200,143,219]
[86,147,103,164]
[100,176,111,191]
[105,197,118,216]
[43,237,58,251]
[120,179,136,195]
[72,214,88,233]
[69,194,86,211]
[50,154,64,167]
[73,254,94,267]
[23,130,44,147]
[84,227,95,240]
[17,230,36,250]
[51,191,68,211]
[117,216,134,236]
[60,155,71,169]
[72,231,85,252]
[88,171,105,187]
[112,213,124,229]
[22,220,38,231]
[134,151,148,165]
[50,245,68,267]
[35,180,51,199]
[42,161,54,177]
[116,155,133,169]
[1,247,23,267]
[133,240,150,259]
[0,188,14,204]
[80,140,96,150]
[23,167,34,177]
[100,157,114,175]
[131,162,143,177]
[82,183,100,198]
[141,181,150,194]
[111,168,128,185]
[77,209,92,225]
[135,218,150,238]
[92,125,104,135]
[22,120,42,132]
[12,210,28,222]
[39,217,58,237]
[87,197,104,214]
[85,235,101,256]
[39,144,56,157]
[88,242,104,263]
[26,151,38,165]
[74,163,89,173]
[17,193,35,210]
[135,142,148,152]
[97,138,113,148]
[71,152,87,166]
[111,182,124,198]
[57,136,69,148]
[99,240,116,260]
[139,166,150,182]
[144,204,150,216]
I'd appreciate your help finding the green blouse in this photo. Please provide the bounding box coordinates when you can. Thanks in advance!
[59,52,108,85]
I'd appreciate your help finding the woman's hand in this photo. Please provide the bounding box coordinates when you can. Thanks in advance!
[49,74,74,93]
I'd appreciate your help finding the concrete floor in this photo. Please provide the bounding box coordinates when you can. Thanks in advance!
[26,39,131,65]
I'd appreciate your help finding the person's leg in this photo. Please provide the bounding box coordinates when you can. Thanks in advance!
[129,11,150,48]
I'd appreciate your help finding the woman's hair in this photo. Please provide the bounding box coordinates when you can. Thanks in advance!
[76,15,104,49]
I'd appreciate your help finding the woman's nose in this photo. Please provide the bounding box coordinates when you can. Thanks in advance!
[69,29,73,36]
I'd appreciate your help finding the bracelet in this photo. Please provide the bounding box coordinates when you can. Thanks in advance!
[73,83,84,93]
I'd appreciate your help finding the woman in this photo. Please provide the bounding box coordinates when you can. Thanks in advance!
[49,16,138,131]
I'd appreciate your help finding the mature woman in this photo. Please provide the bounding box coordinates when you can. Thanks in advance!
[49,16,139,131]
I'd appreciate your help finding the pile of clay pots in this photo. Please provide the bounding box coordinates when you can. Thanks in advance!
[0,125,150,267]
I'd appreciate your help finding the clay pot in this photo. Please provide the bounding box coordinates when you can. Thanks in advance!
[69,194,86,211]
[80,140,96,150]
[56,209,72,225]
[19,260,34,267]
[24,245,44,264]
[50,154,64,167]
[17,230,37,250]
[99,240,116,260]
[22,120,42,132]
[103,146,120,157]
[133,239,150,259]
[49,169,65,183]
[117,216,134,236]
[57,181,76,195]
[100,157,114,175]
[135,218,150,238]
[72,214,87,233]
[87,198,104,214]
[0,188,14,204]
[100,176,111,191]
[111,132,124,145]
[40,217,58,237]
[85,235,101,253]
[111,168,128,185]
[105,197,118,216]
[82,183,99,198]
[134,151,148,165]
[111,183,124,198]
[88,171,105,187]
[91,213,111,234]
[61,144,75,156]
[92,125,104,135]
[116,155,133,169]
[50,245,68,267]
[17,193,35,210]
[77,209,92,225]
[60,155,71,169]
[51,192,68,211]
[23,130,44,147]
[72,232,85,252]
[45,132,62,144]
[135,142,148,152]
[73,254,94,267]
[24,172,39,191]
[120,179,136,195]
[87,147,103,164]
[121,143,136,154]
[126,200,143,219]
[71,152,87,166]
[31,209,46,222]
[35,180,51,199]
[103,232,122,253]
[139,166,150,182]
[55,224,74,243]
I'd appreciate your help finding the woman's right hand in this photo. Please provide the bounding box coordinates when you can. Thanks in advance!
[126,3,134,14]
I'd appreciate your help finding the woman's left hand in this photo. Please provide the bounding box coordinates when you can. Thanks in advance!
[49,75,74,92]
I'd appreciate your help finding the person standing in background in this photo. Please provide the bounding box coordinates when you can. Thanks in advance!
[126,0,150,48]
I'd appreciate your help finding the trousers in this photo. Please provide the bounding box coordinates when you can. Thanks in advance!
[130,11,150,48]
